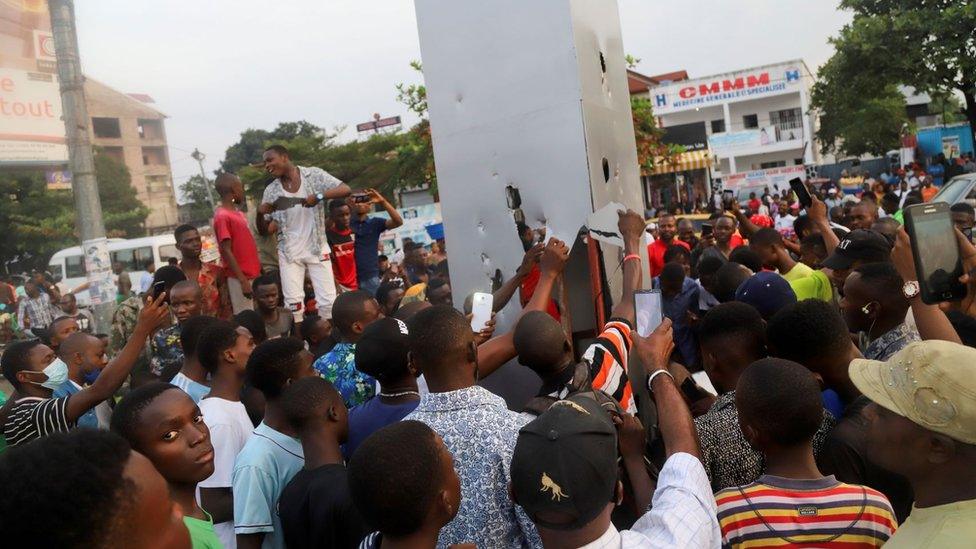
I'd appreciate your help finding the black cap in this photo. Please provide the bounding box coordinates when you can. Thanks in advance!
[354,317,410,381]
[822,229,892,270]
[511,394,617,530]
[735,272,797,320]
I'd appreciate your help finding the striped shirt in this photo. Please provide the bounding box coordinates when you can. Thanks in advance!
[580,318,635,413]
[2,397,74,447]
[716,475,897,548]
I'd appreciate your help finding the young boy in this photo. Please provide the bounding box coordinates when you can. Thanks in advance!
[170,315,220,403]
[197,319,256,549]
[111,382,221,548]
[349,420,462,549]
[54,331,110,429]
[0,429,192,548]
[716,359,897,547]
[343,317,420,460]
[213,173,261,314]
[233,337,318,549]
[278,377,370,548]
[252,275,293,339]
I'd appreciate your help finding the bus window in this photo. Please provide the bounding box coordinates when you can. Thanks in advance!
[48,263,65,281]
[158,243,180,263]
[65,255,86,278]
[110,246,154,271]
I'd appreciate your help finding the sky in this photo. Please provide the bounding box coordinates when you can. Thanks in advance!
[73,1,852,203]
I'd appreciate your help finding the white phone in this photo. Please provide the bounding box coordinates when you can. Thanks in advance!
[635,290,663,337]
[470,292,493,332]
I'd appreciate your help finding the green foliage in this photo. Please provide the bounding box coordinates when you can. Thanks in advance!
[178,175,214,225]
[395,60,428,118]
[632,96,684,173]
[624,54,641,69]
[812,0,976,151]
[0,154,149,270]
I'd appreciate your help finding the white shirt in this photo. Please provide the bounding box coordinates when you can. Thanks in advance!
[198,397,255,549]
[577,453,720,548]
[279,186,318,261]
[774,214,796,233]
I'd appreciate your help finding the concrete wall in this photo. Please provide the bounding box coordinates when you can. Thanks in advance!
[84,79,179,234]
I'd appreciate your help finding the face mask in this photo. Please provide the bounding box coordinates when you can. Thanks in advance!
[29,358,69,390]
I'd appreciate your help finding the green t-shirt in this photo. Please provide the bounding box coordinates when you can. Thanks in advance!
[789,269,834,302]
[781,261,815,283]
[184,511,223,549]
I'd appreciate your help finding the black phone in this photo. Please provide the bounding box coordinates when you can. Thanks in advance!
[701,223,713,238]
[722,189,735,209]
[904,202,967,304]
[151,281,167,303]
[789,177,812,209]
[352,193,371,204]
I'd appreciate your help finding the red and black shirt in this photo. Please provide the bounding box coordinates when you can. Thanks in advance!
[327,228,358,289]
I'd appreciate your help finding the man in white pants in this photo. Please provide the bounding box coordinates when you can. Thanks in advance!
[257,144,351,326]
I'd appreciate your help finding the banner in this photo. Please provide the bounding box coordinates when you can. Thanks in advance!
[0,0,68,164]
[723,165,806,196]
[651,62,806,115]
[708,126,778,156]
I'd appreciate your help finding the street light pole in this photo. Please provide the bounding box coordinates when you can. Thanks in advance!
[49,0,115,331]
[191,148,217,210]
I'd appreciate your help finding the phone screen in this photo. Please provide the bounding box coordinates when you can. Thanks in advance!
[701,223,713,237]
[789,177,812,208]
[635,290,663,337]
[151,281,167,303]
[352,193,371,204]
[911,208,964,301]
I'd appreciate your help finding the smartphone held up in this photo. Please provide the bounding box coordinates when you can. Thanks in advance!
[904,202,967,304]
[634,289,663,337]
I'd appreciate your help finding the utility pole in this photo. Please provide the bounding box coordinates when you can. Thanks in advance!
[191,148,217,210]
[49,0,115,332]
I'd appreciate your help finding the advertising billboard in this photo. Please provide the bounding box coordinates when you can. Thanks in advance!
[0,0,68,165]
[722,165,807,196]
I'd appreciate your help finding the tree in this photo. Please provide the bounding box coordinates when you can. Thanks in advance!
[178,175,214,225]
[812,0,976,153]
[393,61,437,194]
[0,154,149,271]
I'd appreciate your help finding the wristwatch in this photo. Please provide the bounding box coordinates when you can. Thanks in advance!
[903,280,920,299]
[315,192,324,203]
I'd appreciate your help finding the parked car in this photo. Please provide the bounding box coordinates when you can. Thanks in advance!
[931,173,976,208]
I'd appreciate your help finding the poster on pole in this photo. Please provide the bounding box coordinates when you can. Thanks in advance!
[82,237,116,306]
[0,0,68,165]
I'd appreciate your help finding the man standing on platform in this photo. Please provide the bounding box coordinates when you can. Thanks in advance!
[258,145,351,324]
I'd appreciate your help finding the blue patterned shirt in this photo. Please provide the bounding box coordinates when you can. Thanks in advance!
[406,386,541,549]
[864,323,920,361]
[312,343,375,408]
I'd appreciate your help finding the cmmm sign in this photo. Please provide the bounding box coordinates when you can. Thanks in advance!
[651,62,807,115]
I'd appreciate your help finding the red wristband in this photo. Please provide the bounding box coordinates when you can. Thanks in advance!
[623,254,641,263]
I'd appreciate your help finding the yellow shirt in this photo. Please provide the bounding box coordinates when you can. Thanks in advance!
[781,261,814,283]
[789,269,834,302]
[884,499,976,548]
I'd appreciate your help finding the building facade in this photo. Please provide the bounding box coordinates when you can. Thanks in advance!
[84,79,179,234]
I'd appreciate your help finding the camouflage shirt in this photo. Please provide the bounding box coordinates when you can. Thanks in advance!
[110,296,151,379]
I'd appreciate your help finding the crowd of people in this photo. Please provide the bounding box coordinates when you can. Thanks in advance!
[0,143,975,549]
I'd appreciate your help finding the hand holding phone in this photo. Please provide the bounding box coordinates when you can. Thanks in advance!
[904,203,967,304]
[151,281,168,304]
[701,223,713,238]
[351,193,371,204]
[469,292,493,331]
[722,189,735,210]
[634,289,663,337]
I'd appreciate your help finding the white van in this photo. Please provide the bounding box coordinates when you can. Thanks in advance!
[48,235,182,307]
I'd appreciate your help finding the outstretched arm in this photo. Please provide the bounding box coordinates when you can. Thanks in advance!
[493,243,544,312]
[66,294,170,421]
[609,209,646,325]
[477,239,569,378]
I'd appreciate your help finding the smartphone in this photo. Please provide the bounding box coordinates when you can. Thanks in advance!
[701,223,713,238]
[904,202,967,304]
[151,281,167,303]
[272,196,305,210]
[352,193,371,204]
[469,292,493,331]
[789,177,812,209]
[722,189,736,209]
[634,289,663,337]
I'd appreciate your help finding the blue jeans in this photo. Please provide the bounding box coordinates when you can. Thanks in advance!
[358,275,381,297]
